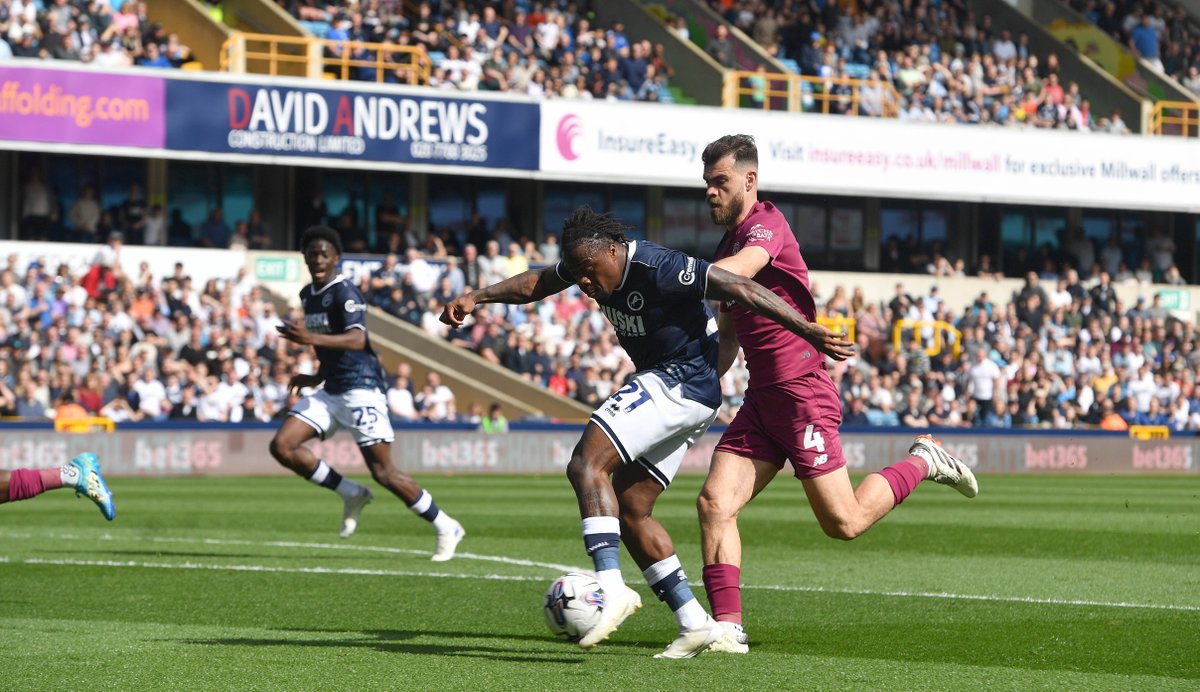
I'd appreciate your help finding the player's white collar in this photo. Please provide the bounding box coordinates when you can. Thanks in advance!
[616,241,636,292]
[311,274,347,295]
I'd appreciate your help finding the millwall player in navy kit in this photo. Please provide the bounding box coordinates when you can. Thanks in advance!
[442,207,847,658]
[271,226,465,562]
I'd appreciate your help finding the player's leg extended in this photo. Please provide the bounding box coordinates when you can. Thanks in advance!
[359,442,464,561]
[614,460,720,659]
[568,423,643,648]
[270,416,375,538]
[0,456,114,520]
[804,435,977,540]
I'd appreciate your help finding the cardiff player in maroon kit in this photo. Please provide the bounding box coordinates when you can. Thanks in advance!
[697,135,979,653]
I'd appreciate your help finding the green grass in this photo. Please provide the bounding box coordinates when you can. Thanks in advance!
[1,474,1198,690]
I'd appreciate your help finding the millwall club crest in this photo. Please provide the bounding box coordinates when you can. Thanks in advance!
[322,293,334,307]
[626,291,644,312]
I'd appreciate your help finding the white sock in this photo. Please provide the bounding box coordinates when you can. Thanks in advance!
[60,463,80,488]
[432,510,458,533]
[676,599,709,631]
[641,555,682,584]
[408,490,433,515]
[596,568,624,595]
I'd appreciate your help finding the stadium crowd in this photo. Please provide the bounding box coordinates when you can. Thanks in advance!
[1061,0,1200,92]
[2,222,1198,433]
[0,0,193,66]
[273,0,678,102]
[698,0,1131,132]
[0,234,506,428]
[356,226,1200,432]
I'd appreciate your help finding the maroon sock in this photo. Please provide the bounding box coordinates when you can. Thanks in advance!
[38,468,63,490]
[7,468,46,502]
[876,456,928,505]
[703,563,743,624]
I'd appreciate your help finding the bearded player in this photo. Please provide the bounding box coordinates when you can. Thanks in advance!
[698,135,979,653]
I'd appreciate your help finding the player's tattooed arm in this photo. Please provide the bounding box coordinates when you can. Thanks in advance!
[706,266,856,361]
[441,268,572,327]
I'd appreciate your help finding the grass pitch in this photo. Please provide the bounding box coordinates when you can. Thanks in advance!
[1,473,1197,690]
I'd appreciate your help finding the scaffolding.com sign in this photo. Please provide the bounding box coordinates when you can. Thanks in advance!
[166,78,539,170]
[539,100,1200,213]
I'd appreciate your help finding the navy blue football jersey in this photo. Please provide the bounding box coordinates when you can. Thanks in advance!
[299,275,387,394]
[557,241,720,407]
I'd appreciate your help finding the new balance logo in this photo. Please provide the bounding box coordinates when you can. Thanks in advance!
[813,454,829,466]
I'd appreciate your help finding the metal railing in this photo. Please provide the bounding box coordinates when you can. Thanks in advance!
[723,70,901,117]
[220,32,432,85]
[892,319,962,359]
[1150,101,1199,137]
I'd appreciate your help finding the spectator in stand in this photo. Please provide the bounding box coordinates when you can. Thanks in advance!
[198,208,232,249]
[68,185,102,243]
[480,402,508,433]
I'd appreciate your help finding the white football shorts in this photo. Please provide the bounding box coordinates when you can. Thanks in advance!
[289,388,395,447]
[590,371,719,488]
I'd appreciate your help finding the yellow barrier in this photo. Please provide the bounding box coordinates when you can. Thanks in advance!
[54,416,115,434]
[1129,425,1170,440]
[892,319,961,359]
[220,32,432,85]
[723,70,901,117]
[1151,101,1199,137]
[817,314,856,343]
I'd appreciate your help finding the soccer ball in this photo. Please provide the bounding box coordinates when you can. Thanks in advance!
[543,571,605,641]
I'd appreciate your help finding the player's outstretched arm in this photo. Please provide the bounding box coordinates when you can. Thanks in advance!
[441,267,572,327]
[706,266,855,361]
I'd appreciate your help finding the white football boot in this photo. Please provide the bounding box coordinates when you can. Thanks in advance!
[339,485,373,538]
[578,584,642,648]
[909,434,978,498]
[655,617,723,659]
[431,520,466,562]
[706,621,749,654]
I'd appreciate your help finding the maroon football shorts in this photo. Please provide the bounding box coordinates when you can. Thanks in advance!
[715,367,846,479]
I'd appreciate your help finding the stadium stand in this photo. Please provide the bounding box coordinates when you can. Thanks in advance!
[265,0,679,101]
[0,247,477,424]
[4,154,1199,432]
[0,0,194,66]
[1059,0,1200,90]
[690,0,1122,131]
[350,237,1200,430]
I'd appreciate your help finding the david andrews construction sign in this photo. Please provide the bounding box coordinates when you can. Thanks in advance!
[166,77,539,170]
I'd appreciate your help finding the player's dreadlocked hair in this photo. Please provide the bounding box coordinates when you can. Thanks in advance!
[561,206,629,256]
[299,225,344,255]
[702,134,758,169]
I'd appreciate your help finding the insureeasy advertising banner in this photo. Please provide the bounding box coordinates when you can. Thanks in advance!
[165,79,538,169]
[0,64,166,148]
[540,99,1200,213]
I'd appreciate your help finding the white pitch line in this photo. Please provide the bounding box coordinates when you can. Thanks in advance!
[4,531,1199,613]
[18,557,546,582]
[743,583,1200,612]
[0,530,581,573]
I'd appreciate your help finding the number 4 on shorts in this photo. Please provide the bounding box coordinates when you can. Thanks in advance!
[803,425,826,453]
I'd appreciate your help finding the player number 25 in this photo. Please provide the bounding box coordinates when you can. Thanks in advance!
[353,407,380,427]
